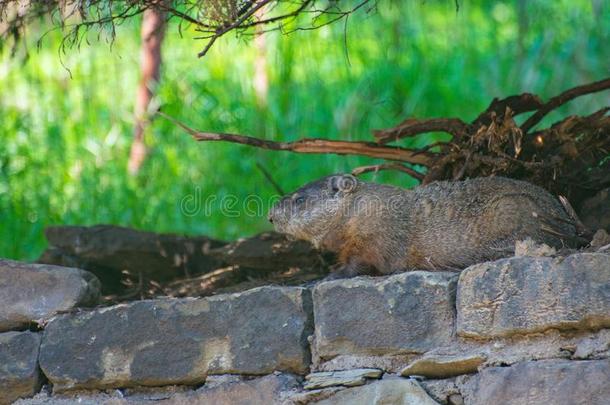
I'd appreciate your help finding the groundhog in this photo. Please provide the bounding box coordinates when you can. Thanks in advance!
[268,174,586,277]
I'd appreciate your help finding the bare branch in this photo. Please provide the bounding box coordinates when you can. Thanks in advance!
[0,0,373,59]
[472,93,543,127]
[351,162,424,180]
[157,111,435,165]
[197,0,273,58]
[237,0,313,30]
[521,78,610,133]
[255,162,285,194]
[373,117,470,144]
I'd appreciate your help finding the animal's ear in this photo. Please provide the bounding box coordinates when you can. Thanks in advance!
[327,174,358,195]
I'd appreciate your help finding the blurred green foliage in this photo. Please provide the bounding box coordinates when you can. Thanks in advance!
[1,0,609,260]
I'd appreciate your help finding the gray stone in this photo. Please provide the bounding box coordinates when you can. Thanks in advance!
[315,353,418,374]
[15,374,299,405]
[572,329,610,359]
[400,354,485,378]
[39,224,226,295]
[457,253,610,338]
[458,328,610,368]
[14,387,191,405]
[0,259,100,332]
[315,376,440,405]
[39,286,312,391]
[461,359,610,405]
[199,374,243,388]
[286,386,346,404]
[447,393,464,405]
[13,391,114,405]
[419,378,464,405]
[304,368,382,389]
[0,331,43,405]
[185,373,299,405]
[313,272,457,359]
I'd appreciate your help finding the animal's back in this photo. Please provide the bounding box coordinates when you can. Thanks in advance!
[404,177,578,270]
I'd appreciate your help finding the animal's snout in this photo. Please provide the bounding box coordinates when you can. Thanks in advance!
[269,198,291,227]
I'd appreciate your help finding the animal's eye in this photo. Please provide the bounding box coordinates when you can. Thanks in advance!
[294,196,305,204]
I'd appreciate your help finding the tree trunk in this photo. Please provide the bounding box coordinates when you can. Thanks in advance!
[253,9,269,109]
[128,7,166,175]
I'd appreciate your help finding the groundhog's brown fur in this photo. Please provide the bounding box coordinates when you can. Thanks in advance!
[268,174,585,277]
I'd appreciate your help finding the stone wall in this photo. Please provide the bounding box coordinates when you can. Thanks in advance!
[1,252,610,404]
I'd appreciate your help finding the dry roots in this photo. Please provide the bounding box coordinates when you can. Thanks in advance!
[162,77,610,208]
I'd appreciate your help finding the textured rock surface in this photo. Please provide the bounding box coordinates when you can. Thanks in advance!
[457,253,610,338]
[185,373,299,405]
[315,353,418,374]
[0,331,43,405]
[315,377,440,405]
[8,250,610,404]
[207,231,330,271]
[15,374,299,405]
[571,329,610,359]
[401,354,486,378]
[420,378,465,405]
[39,224,226,295]
[39,286,312,390]
[304,368,382,389]
[461,359,610,405]
[0,259,100,332]
[313,272,457,359]
[455,328,610,368]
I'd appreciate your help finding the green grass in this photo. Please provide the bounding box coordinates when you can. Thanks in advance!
[1,0,609,260]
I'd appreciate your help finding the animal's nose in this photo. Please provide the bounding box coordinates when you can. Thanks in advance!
[267,212,274,223]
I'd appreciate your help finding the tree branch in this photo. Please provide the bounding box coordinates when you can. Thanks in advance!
[520,78,610,133]
[2,0,369,59]
[158,111,434,165]
[373,117,470,144]
[351,163,424,180]
[255,162,285,194]
[472,93,543,127]
[238,0,313,29]
[197,0,273,58]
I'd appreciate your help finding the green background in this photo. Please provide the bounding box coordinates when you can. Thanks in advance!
[1,0,609,260]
